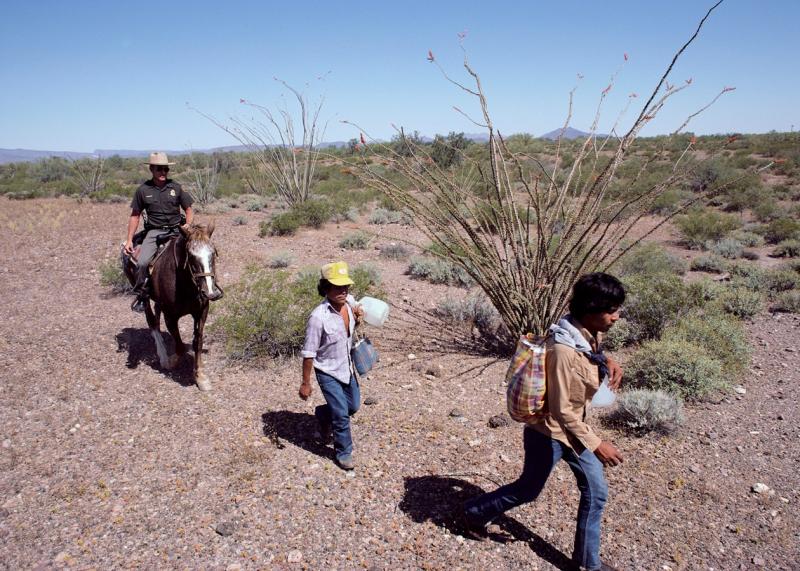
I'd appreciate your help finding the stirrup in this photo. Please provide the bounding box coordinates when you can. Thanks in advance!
[131,297,147,313]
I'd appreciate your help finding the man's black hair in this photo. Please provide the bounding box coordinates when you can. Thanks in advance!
[568,272,625,318]
[317,278,332,297]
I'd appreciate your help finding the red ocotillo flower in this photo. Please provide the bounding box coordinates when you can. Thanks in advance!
[360,133,366,145]
[728,135,738,144]
[690,136,697,145]
[427,50,435,62]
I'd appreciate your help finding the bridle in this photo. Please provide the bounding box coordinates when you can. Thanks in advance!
[176,236,224,299]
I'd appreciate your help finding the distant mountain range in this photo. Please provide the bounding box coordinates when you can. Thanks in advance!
[0,129,599,165]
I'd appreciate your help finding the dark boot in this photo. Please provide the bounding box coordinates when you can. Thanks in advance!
[131,270,149,313]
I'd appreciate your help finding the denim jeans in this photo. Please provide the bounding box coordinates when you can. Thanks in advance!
[464,427,608,570]
[314,369,360,461]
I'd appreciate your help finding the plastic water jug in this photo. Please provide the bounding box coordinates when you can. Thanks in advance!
[590,378,616,408]
[358,296,389,327]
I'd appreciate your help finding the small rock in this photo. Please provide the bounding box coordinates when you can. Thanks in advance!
[424,364,444,378]
[689,465,701,474]
[53,551,71,564]
[1,440,10,448]
[364,396,378,406]
[407,353,416,360]
[226,564,243,571]
[287,550,303,563]
[499,453,511,463]
[733,386,746,395]
[468,439,481,447]
[449,409,463,418]
[488,415,510,428]
[345,471,355,479]
[776,414,784,421]
[215,521,237,536]
[736,445,744,452]
[752,556,765,566]
[751,483,771,495]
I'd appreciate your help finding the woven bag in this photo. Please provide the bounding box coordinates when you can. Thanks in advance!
[506,333,548,422]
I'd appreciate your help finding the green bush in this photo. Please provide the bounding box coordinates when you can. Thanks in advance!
[675,209,742,249]
[662,312,750,378]
[685,277,727,305]
[763,269,799,294]
[268,252,292,268]
[716,286,763,319]
[621,274,692,342]
[339,231,371,250]
[626,339,728,401]
[407,256,473,287]
[350,263,384,299]
[602,318,632,351]
[245,197,267,211]
[764,217,800,244]
[605,389,684,435]
[99,257,131,294]
[771,239,800,258]
[729,230,765,248]
[368,207,402,225]
[380,243,411,260]
[436,294,500,332]
[294,199,334,228]
[771,290,800,313]
[265,212,302,236]
[690,254,728,274]
[708,238,744,259]
[616,242,687,277]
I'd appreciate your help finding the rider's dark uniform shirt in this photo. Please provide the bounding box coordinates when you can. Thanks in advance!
[130,179,193,228]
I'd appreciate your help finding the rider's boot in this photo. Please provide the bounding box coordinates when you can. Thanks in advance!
[131,273,150,313]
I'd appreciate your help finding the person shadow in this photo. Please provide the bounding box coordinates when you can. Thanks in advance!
[399,475,577,571]
[115,327,195,387]
[260,410,333,460]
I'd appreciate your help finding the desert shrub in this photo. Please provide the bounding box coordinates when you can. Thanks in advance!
[368,207,402,225]
[265,212,302,236]
[626,339,728,401]
[330,206,359,223]
[741,250,760,260]
[752,197,780,222]
[662,312,750,378]
[268,252,292,268]
[616,242,687,277]
[764,217,800,244]
[771,290,800,313]
[232,215,247,226]
[350,263,383,299]
[675,209,742,249]
[212,268,316,359]
[605,389,684,435]
[729,230,764,248]
[781,259,800,274]
[245,197,267,211]
[690,254,728,274]
[294,199,333,228]
[771,239,800,258]
[339,231,371,250]
[98,257,131,294]
[407,256,473,288]
[716,286,763,319]
[707,238,744,259]
[621,274,692,342]
[380,243,411,260]
[762,269,799,293]
[436,294,500,332]
[602,318,632,351]
[685,277,727,306]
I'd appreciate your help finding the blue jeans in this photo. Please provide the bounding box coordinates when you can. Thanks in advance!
[314,370,360,461]
[464,427,608,570]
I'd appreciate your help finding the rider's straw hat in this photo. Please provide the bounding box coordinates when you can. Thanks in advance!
[143,152,175,166]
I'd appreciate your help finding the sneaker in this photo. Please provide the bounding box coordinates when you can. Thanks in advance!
[131,297,146,313]
[335,455,355,470]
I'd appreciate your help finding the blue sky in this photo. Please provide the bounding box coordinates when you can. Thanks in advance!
[1,0,797,152]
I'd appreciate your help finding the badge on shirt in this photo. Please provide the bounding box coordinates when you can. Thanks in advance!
[169,189,176,197]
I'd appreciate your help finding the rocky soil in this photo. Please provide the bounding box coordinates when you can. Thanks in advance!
[0,197,797,570]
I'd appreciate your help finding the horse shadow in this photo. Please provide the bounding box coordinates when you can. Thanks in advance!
[399,475,577,571]
[260,410,333,460]
[115,327,195,388]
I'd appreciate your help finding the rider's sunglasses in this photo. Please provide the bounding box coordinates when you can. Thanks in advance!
[154,166,170,173]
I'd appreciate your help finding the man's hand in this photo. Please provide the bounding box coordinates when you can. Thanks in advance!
[594,440,624,467]
[299,381,313,400]
[353,304,365,325]
[607,356,623,390]
[123,239,134,256]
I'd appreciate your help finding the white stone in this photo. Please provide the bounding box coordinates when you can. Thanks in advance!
[287,550,303,563]
[751,483,771,494]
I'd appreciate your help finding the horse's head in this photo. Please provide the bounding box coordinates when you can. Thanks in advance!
[181,221,224,302]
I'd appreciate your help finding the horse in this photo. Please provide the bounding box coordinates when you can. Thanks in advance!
[122,222,223,390]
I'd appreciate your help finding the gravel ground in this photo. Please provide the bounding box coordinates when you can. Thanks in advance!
[0,197,797,570]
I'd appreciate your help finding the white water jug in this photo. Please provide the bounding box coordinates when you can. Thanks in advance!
[590,378,616,408]
[358,296,389,327]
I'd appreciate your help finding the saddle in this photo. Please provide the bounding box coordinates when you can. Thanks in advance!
[128,228,179,271]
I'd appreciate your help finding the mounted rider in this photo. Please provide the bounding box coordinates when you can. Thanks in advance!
[124,152,194,312]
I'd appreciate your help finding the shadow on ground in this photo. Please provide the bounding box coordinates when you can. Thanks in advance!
[261,410,333,461]
[115,327,195,387]
[399,475,577,571]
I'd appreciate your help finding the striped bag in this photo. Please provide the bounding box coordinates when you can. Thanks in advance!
[506,333,548,422]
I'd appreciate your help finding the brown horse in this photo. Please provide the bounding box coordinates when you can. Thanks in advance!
[123,222,223,390]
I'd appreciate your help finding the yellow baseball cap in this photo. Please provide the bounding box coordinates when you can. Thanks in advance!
[321,261,355,286]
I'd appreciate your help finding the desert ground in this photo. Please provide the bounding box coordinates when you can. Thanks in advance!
[0,197,797,570]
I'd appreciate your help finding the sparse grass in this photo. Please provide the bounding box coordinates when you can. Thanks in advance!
[232,215,247,226]
[98,257,131,294]
[268,252,292,268]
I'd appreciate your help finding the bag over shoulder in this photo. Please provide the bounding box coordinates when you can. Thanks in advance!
[506,333,549,423]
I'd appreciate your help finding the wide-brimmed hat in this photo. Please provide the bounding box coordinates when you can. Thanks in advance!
[321,261,355,286]
[143,152,175,166]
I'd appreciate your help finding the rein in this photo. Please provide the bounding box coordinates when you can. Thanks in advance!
[176,236,223,298]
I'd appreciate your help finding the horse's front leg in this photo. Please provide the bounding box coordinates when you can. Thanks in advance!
[163,313,185,370]
[145,302,171,370]
[192,303,211,391]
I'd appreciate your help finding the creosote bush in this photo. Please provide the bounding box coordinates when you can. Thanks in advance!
[690,254,727,274]
[605,389,684,435]
[764,217,800,244]
[615,242,687,277]
[626,338,728,401]
[602,318,631,351]
[621,274,693,342]
[729,230,764,248]
[339,231,371,250]
[675,209,742,249]
[661,312,750,378]
[771,239,800,258]
[716,286,763,319]
[772,290,800,313]
[708,238,744,259]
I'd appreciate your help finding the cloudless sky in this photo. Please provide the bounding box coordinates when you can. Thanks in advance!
[1,0,797,152]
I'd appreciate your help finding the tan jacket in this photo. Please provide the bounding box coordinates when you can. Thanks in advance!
[530,324,602,453]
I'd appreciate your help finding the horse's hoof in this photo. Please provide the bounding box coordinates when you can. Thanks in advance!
[196,375,212,391]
